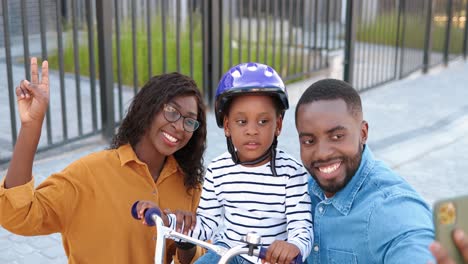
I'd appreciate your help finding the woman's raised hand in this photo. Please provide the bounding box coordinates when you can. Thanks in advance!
[16,57,49,125]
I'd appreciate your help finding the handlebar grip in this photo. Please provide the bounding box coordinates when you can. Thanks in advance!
[144,207,162,226]
[131,201,162,227]
[258,247,303,264]
[131,201,140,220]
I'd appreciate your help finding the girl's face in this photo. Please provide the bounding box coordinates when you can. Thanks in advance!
[224,95,282,164]
[141,95,199,158]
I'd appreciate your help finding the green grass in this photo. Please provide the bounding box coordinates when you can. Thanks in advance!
[356,12,466,54]
[48,17,205,88]
[48,15,305,90]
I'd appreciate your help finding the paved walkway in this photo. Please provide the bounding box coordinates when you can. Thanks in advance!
[1,59,468,263]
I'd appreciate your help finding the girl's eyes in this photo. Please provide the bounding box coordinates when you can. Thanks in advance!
[234,119,269,125]
[258,119,269,125]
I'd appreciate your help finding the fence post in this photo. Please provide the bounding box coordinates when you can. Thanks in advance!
[463,0,468,59]
[343,0,356,85]
[202,0,222,107]
[423,0,434,73]
[2,0,17,146]
[325,0,330,67]
[399,0,407,78]
[96,0,115,140]
[443,0,453,66]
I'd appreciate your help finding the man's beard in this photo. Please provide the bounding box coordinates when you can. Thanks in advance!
[310,144,364,195]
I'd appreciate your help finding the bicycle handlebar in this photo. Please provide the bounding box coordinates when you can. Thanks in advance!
[131,201,161,226]
[131,202,303,264]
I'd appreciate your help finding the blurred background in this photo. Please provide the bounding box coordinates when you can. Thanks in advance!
[1,0,467,165]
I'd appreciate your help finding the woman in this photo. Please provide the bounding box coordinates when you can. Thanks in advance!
[0,57,207,264]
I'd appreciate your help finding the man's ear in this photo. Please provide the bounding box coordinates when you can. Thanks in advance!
[223,116,230,137]
[361,120,369,144]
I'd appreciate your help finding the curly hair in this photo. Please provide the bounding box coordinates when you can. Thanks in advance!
[110,72,207,190]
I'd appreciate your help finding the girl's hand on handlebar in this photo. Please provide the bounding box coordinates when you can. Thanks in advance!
[135,200,169,226]
[262,241,300,264]
[164,209,196,235]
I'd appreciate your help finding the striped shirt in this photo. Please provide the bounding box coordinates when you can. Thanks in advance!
[170,149,313,263]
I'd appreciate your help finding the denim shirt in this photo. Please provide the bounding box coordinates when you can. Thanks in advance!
[307,146,435,264]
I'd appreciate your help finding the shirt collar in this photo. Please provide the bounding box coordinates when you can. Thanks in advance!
[157,155,180,184]
[117,144,181,177]
[310,145,375,215]
[117,144,145,166]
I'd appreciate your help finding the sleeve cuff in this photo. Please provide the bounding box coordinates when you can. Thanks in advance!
[0,176,35,209]
[288,239,308,261]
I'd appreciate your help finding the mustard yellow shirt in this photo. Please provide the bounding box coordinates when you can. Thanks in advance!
[0,144,202,264]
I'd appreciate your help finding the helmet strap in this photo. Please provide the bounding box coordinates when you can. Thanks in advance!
[226,136,278,177]
[269,137,278,177]
[226,136,240,164]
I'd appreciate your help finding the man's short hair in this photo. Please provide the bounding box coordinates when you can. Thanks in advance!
[295,78,362,120]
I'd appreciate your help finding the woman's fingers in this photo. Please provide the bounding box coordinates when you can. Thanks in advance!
[172,210,196,234]
[137,201,154,223]
[16,85,27,99]
[17,58,48,101]
[190,212,196,230]
[40,60,49,91]
[31,57,39,84]
[16,80,34,99]
[182,213,195,235]
[175,211,185,233]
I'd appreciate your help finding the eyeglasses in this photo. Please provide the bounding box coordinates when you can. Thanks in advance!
[163,104,200,132]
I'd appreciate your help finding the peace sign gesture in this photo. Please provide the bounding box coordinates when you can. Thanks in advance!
[15,57,49,125]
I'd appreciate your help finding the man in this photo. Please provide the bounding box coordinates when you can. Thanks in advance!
[295,78,434,263]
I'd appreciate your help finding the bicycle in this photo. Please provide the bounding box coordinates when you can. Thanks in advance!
[131,202,303,264]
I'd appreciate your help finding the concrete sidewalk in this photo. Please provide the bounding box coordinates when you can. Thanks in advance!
[1,60,468,263]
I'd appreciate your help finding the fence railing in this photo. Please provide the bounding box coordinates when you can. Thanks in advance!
[2,0,467,164]
[0,0,344,164]
[344,0,468,91]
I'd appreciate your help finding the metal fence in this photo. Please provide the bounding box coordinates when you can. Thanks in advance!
[2,0,466,164]
[0,0,344,164]
[344,0,468,91]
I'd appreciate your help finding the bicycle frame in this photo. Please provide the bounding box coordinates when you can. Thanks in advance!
[131,203,302,264]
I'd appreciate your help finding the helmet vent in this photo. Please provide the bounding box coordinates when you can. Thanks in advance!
[231,69,241,78]
[246,62,258,71]
[264,70,273,77]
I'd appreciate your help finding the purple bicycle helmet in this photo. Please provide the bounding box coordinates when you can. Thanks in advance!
[215,62,289,128]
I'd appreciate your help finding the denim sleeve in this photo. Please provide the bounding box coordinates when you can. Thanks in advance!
[367,193,435,263]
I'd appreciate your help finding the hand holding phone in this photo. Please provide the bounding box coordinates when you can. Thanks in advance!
[433,195,468,264]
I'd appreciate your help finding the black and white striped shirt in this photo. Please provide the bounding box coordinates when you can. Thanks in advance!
[184,149,313,262]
